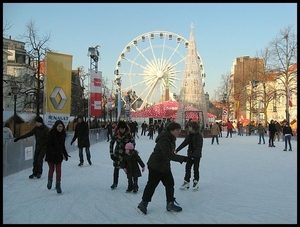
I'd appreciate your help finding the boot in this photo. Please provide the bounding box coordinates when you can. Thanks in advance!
[110,183,118,189]
[56,182,62,194]
[47,178,53,190]
[166,200,182,212]
[137,200,148,214]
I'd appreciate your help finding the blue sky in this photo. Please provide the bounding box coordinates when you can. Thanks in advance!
[3,3,297,101]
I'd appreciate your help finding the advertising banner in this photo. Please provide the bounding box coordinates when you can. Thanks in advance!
[90,70,102,117]
[45,52,73,128]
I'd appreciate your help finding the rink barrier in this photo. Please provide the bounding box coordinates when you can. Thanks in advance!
[3,128,107,177]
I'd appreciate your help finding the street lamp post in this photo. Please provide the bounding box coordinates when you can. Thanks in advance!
[115,77,122,120]
[87,45,100,128]
[11,83,19,137]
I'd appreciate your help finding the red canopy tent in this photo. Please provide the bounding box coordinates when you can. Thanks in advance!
[131,100,216,120]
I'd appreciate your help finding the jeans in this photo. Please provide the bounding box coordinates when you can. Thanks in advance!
[284,135,292,150]
[258,133,265,144]
[79,147,91,163]
[211,135,219,144]
[226,129,233,137]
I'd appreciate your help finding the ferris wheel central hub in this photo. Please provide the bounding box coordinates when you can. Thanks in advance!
[157,71,164,78]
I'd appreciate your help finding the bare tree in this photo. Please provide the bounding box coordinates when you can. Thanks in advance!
[268,25,297,123]
[213,73,232,120]
[2,18,13,36]
[253,47,277,125]
[19,20,51,116]
[71,66,88,118]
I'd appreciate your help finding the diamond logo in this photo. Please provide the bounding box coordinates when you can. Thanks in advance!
[50,87,67,110]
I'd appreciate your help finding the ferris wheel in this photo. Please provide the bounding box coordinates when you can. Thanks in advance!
[114,30,206,110]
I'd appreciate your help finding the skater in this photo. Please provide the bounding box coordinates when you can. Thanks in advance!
[225,120,234,138]
[268,120,276,147]
[176,121,203,191]
[148,124,154,140]
[210,122,220,145]
[137,122,188,215]
[109,121,135,189]
[104,121,113,142]
[45,120,70,194]
[122,142,145,193]
[14,116,49,179]
[141,121,148,136]
[71,115,92,166]
[282,122,293,151]
[257,123,266,144]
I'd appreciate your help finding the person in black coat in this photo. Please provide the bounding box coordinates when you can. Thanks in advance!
[71,115,92,166]
[282,122,293,151]
[45,120,70,194]
[14,116,49,179]
[109,120,136,189]
[268,119,277,147]
[137,122,188,215]
[122,142,145,193]
[176,121,203,191]
[105,121,113,142]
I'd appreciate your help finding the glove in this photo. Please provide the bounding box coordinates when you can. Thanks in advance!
[183,156,188,163]
[70,141,74,146]
[123,168,127,174]
[14,137,20,142]
[142,167,145,172]
[110,154,115,161]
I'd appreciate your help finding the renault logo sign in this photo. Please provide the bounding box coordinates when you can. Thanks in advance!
[50,87,67,110]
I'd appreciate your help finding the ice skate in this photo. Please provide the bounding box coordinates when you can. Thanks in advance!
[192,180,199,190]
[179,180,190,190]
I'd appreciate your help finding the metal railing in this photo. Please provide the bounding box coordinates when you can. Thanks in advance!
[3,128,107,177]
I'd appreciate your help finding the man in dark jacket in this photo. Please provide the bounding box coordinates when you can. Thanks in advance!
[137,122,188,215]
[71,115,92,166]
[268,119,277,147]
[176,121,203,191]
[14,116,49,179]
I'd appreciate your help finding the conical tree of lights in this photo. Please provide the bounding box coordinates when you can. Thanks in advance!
[176,23,209,130]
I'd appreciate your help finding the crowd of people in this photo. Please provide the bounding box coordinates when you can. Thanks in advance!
[4,116,295,212]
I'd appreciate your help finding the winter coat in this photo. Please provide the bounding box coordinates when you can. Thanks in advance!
[257,125,266,134]
[147,130,187,173]
[122,150,145,178]
[211,123,220,136]
[268,122,277,134]
[105,122,113,134]
[110,127,135,168]
[128,121,137,134]
[45,129,69,164]
[147,125,154,137]
[176,128,203,158]
[3,127,13,139]
[275,122,282,133]
[17,124,49,152]
[226,121,234,130]
[71,121,90,148]
[282,125,293,136]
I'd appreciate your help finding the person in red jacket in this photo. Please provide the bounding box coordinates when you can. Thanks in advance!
[226,120,234,138]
